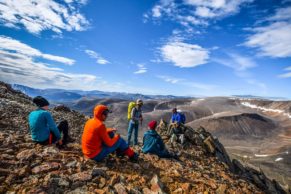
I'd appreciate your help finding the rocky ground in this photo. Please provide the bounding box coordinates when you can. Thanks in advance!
[0,81,288,194]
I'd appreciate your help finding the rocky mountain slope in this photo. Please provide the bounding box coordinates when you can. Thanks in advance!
[0,81,289,193]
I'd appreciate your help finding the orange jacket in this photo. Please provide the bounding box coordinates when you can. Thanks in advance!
[82,105,119,158]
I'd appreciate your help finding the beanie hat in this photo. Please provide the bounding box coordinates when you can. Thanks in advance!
[33,96,49,107]
[148,120,157,130]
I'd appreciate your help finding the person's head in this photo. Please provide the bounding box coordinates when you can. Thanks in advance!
[136,99,143,107]
[148,120,157,130]
[101,109,110,121]
[93,104,111,121]
[33,96,49,110]
[172,108,177,114]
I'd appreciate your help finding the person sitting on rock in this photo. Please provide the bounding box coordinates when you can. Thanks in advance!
[169,108,186,146]
[142,120,177,158]
[82,104,138,162]
[28,96,70,146]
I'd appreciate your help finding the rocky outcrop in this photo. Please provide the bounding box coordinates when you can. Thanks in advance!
[0,81,288,193]
[183,126,288,194]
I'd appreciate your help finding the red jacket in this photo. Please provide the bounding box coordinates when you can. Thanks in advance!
[82,105,119,158]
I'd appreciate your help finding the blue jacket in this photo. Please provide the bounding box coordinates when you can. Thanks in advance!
[28,109,61,142]
[171,112,183,124]
[142,130,167,156]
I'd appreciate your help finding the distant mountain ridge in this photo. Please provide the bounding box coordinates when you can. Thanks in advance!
[232,95,289,101]
[12,84,188,102]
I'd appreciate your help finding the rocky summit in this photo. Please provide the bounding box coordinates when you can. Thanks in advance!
[0,81,288,194]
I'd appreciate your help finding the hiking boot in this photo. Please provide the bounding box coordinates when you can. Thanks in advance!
[129,153,139,162]
[116,150,125,158]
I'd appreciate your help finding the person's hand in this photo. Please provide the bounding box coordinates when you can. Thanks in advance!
[58,140,63,145]
[112,128,117,131]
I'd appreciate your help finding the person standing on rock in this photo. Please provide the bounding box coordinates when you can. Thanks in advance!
[127,99,143,146]
[142,120,178,159]
[28,96,70,146]
[82,104,138,162]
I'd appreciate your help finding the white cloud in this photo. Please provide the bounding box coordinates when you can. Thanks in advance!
[195,6,216,18]
[0,0,89,34]
[0,38,98,90]
[244,7,291,58]
[186,0,253,18]
[157,75,183,84]
[146,0,252,27]
[279,66,291,78]
[134,64,147,74]
[152,5,162,17]
[160,41,209,68]
[0,36,75,65]
[279,72,291,78]
[85,50,110,65]
[157,75,215,90]
[0,37,165,94]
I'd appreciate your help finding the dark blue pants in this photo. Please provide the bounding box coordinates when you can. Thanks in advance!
[92,132,129,162]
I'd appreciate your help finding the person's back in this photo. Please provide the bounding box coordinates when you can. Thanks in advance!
[142,129,164,154]
[29,108,55,142]
[28,96,71,146]
[142,120,176,158]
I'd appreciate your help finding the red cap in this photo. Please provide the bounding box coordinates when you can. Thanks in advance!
[148,120,157,130]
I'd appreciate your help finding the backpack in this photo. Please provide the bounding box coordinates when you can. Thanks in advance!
[127,101,136,120]
[180,113,186,124]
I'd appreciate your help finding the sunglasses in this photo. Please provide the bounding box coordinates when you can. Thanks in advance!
[102,109,111,116]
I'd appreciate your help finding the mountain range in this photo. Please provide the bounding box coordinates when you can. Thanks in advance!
[12,84,185,102]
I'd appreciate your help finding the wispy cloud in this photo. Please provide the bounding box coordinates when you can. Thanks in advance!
[186,0,253,18]
[160,41,209,68]
[146,0,252,28]
[246,79,267,90]
[0,0,89,34]
[157,75,215,90]
[279,66,291,78]
[85,50,110,65]
[214,52,266,91]
[157,75,183,84]
[244,6,291,58]
[0,35,74,65]
[134,64,147,74]
[213,53,256,72]
[0,36,99,90]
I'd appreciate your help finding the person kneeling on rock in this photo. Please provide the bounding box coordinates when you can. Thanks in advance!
[29,96,70,146]
[82,105,138,162]
[142,120,178,159]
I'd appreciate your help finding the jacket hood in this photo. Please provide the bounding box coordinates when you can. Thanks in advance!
[145,130,159,137]
[93,105,108,120]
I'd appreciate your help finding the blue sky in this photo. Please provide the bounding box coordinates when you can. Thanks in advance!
[0,0,290,98]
